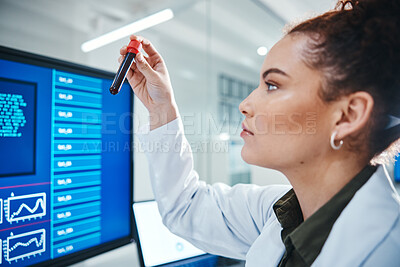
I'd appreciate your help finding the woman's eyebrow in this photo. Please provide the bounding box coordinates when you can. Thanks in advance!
[262,68,290,79]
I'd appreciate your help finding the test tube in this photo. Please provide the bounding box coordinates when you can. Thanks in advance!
[110,39,142,95]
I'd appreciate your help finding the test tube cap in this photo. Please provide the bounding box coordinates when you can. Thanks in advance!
[127,39,142,54]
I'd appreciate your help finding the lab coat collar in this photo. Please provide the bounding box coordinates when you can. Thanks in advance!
[312,165,400,266]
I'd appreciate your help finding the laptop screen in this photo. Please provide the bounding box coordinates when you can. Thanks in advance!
[133,201,207,267]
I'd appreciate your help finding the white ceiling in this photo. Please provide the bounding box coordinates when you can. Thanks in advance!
[257,0,337,23]
[83,0,336,70]
[0,0,337,71]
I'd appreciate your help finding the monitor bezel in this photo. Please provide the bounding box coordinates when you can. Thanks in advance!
[0,45,135,267]
[132,200,153,267]
[132,200,213,267]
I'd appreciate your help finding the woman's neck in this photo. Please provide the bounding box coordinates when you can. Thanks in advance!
[283,154,369,220]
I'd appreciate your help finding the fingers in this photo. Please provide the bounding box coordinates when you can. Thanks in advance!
[141,38,159,57]
[130,35,143,42]
[129,35,160,58]
[120,35,160,81]
[120,45,127,56]
[118,54,137,81]
[118,55,123,64]
[135,52,157,80]
[118,54,140,73]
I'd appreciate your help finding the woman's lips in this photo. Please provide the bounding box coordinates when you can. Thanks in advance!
[241,123,254,138]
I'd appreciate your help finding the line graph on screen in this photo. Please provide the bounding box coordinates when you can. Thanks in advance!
[3,229,46,263]
[4,193,46,223]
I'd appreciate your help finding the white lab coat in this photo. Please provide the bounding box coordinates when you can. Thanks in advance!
[137,118,400,267]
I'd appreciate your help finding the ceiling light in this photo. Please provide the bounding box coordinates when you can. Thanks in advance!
[257,46,268,56]
[81,9,174,53]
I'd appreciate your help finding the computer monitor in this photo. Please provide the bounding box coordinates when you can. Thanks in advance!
[133,200,219,267]
[0,46,134,266]
[394,154,400,183]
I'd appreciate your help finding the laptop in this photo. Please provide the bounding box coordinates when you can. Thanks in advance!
[132,200,219,267]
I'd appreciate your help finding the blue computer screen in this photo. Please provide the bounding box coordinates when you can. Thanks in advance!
[0,78,36,177]
[0,50,133,266]
[394,154,400,183]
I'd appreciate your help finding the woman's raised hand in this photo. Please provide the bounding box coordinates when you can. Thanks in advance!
[119,35,178,130]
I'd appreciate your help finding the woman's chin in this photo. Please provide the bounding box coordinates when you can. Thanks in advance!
[241,147,254,164]
[241,145,280,169]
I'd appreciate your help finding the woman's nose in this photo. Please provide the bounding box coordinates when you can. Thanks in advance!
[239,92,254,118]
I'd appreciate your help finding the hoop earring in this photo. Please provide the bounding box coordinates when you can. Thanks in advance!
[330,131,343,150]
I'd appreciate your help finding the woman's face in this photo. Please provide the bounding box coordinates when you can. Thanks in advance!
[239,34,334,170]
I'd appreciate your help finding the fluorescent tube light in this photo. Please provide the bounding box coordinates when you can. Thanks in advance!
[81,8,174,52]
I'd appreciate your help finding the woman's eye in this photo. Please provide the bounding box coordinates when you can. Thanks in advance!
[265,82,278,91]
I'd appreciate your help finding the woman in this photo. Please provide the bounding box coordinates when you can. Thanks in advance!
[120,0,400,266]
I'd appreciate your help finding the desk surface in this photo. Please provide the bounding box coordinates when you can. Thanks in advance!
[70,243,245,267]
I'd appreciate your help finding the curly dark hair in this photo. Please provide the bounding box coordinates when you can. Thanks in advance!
[287,0,400,162]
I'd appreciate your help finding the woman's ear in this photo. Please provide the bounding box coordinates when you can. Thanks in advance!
[334,91,374,140]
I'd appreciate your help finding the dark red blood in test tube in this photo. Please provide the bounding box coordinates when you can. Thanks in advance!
[110,39,142,95]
